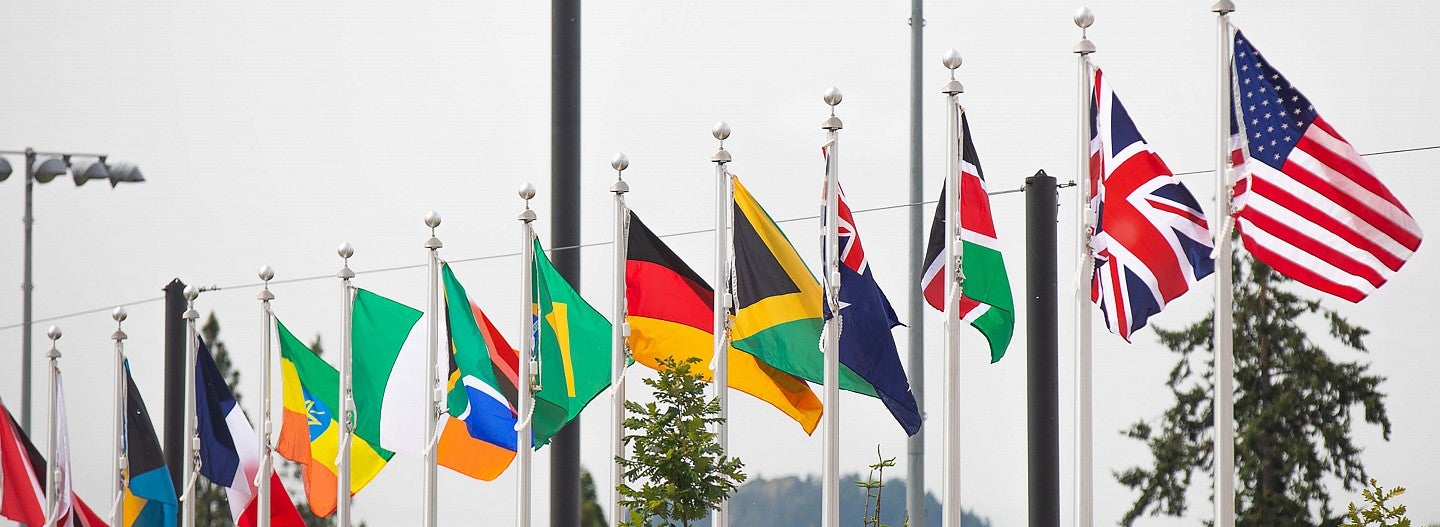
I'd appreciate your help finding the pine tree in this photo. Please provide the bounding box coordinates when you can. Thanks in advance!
[580,468,610,527]
[1117,256,1392,526]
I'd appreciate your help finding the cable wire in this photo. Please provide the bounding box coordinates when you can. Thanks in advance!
[4,144,1434,331]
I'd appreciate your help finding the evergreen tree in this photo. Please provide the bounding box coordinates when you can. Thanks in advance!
[580,468,610,527]
[1117,256,1392,526]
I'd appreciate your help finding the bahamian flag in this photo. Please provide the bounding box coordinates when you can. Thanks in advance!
[625,210,823,434]
[531,238,612,445]
[820,163,922,436]
[275,319,391,518]
[439,263,520,479]
[731,175,875,396]
[122,362,177,527]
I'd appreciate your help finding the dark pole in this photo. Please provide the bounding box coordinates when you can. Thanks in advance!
[905,1,927,525]
[550,1,582,526]
[162,279,187,497]
[1025,170,1059,527]
[20,149,35,433]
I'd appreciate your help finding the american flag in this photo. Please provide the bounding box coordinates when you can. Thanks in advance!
[1229,30,1422,302]
[1090,68,1215,341]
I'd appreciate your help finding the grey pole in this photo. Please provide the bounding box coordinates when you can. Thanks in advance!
[20,149,36,432]
[1211,3,1237,527]
[609,154,631,527]
[550,1,583,525]
[181,286,200,527]
[337,243,356,527]
[423,211,443,527]
[1072,9,1096,527]
[1025,171,1059,527]
[820,86,845,527]
[258,266,276,527]
[43,326,62,527]
[710,121,733,527]
[516,183,539,527]
[905,3,927,524]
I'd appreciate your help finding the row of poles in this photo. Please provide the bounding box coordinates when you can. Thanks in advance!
[27,2,1245,526]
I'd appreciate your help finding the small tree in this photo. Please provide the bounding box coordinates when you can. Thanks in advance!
[616,356,745,527]
[1343,479,1410,527]
[855,446,901,527]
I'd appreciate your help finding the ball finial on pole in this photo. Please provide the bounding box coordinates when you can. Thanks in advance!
[183,285,199,301]
[518,182,538,222]
[112,306,128,323]
[611,153,629,173]
[1074,7,1095,29]
[47,325,61,341]
[712,121,731,142]
[338,242,355,260]
[424,211,442,230]
[941,49,965,94]
[823,86,843,107]
[259,265,275,282]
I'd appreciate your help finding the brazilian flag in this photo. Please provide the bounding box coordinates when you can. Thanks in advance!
[531,237,613,445]
[122,362,178,527]
[730,176,875,396]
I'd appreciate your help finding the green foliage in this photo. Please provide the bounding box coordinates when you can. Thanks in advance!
[1343,479,1410,527]
[1117,256,1392,526]
[715,474,990,527]
[854,446,901,527]
[581,468,611,527]
[616,356,746,527]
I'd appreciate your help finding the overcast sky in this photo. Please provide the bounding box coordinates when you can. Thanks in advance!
[2,1,1437,526]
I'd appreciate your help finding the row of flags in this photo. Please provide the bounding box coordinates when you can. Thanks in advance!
[0,18,1422,527]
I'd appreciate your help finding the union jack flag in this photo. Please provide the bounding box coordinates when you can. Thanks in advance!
[1228,30,1422,302]
[1089,68,1214,341]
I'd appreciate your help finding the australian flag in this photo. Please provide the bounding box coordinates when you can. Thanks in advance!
[821,147,922,435]
[1089,69,1215,341]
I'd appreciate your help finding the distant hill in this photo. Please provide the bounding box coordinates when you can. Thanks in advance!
[691,473,993,527]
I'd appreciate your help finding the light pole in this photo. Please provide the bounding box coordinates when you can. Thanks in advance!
[0,148,144,432]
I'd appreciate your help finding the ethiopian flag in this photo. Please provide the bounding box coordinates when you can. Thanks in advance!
[122,362,177,527]
[625,210,823,434]
[531,238,612,445]
[275,319,391,518]
[439,263,520,479]
[730,176,875,396]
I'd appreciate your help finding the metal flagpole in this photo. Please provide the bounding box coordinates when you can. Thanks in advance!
[337,243,356,527]
[905,3,927,524]
[710,121,733,527]
[609,153,631,526]
[516,183,538,527]
[258,266,276,527]
[940,50,965,527]
[112,308,130,527]
[423,211,444,527]
[820,87,845,527]
[1072,9,1096,527]
[181,286,200,527]
[1211,2,1237,527]
[43,326,61,527]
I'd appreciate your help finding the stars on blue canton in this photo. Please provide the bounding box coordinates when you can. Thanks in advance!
[1233,30,1318,171]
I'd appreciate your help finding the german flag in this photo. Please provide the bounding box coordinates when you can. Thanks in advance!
[625,210,823,434]
[730,176,875,396]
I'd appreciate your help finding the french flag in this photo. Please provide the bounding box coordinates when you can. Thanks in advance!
[196,337,306,527]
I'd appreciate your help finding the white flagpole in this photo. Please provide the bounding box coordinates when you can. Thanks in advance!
[181,286,200,527]
[111,308,129,527]
[337,243,356,527]
[516,183,538,527]
[1072,9,1096,527]
[609,153,631,526]
[43,326,62,527]
[820,86,844,527]
[423,211,444,527]
[258,266,276,527]
[1211,2,1237,527]
[710,121,733,527]
[940,50,966,527]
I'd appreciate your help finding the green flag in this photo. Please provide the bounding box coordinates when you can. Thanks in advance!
[531,238,612,445]
[350,289,425,456]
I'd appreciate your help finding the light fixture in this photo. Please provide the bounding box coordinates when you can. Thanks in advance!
[30,156,67,184]
[68,157,111,187]
[105,161,144,187]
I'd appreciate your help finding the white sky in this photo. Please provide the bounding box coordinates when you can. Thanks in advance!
[2,1,1437,526]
